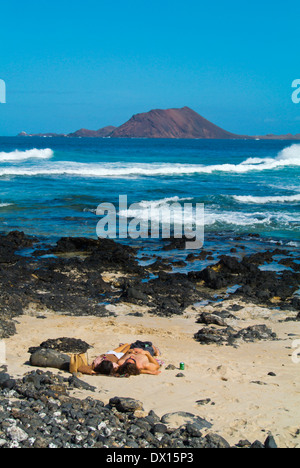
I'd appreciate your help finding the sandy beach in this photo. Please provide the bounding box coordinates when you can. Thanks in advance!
[4,298,300,448]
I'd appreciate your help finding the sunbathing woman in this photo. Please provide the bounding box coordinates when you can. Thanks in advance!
[76,343,132,375]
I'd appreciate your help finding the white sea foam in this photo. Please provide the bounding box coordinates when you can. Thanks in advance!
[205,210,300,228]
[0,148,53,162]
[117,195,300,231]
[0,203,12,208]
[233,194,300,204]
[119,197,194,222]
[0,143,299,177]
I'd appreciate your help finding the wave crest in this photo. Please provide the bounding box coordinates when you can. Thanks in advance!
[0,148,53,162]
[0,144,299,177]
[233,194,300,204]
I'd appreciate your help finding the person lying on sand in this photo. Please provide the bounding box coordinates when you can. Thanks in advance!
[77,341,161,376]
[76,343,131,375]
[116,348,162,376]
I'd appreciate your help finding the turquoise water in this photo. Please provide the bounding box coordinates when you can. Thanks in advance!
[0,137,299,246]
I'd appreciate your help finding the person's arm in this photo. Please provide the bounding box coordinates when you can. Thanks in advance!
[140,368,161,375]
[144,351,161,368]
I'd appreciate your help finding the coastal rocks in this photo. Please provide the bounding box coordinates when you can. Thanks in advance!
[29,349,71,371]
[189,253,300,310]
[28,337,92,355]
[0,369,278,448]
[194,324,277,346]
[51,236,142,275]
[160,412,212,431]
[194,327,236,346]
[196,312,228,327]
[0,231,37,264]
[0,318,17,339]
[203,433,231,448]
[0,231,299,329]
[120,272,207,316]
[109,397,144,413]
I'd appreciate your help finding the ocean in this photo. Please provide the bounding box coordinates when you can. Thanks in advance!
[0,137,299,254]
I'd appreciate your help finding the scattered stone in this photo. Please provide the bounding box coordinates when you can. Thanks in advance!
[109,397,144,413]
[165,364,177,370]
[196,399,212,406]
[236,439,251,448]
[203,433,231,448]
[251,440,265,448]
[194,324,277,346]
[196,312,227,327]
[29,349,70,371]
[161,412,212,431]
[264,434,278,448]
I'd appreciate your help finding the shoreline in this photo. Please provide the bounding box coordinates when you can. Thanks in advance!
[0,231,300,447]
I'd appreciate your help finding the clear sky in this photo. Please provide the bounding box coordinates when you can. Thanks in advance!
[0,0,299,136]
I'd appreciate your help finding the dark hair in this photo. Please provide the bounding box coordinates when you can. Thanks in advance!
[117,362,140,376]
[94,360,114,375]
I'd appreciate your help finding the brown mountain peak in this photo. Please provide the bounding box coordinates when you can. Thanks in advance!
[110,106,242,139]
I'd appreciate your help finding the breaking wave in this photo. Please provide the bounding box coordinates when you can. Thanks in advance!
[0,148,53,162]
[233,194,300,204]
[0,143,299,178]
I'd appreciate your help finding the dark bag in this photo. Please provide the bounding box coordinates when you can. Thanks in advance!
[130,341,155,356]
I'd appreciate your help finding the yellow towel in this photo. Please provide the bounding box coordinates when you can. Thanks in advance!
[69,353,88,374]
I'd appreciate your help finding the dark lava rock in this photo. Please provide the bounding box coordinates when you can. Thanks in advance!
[188,252,300,311]
[0,318,17,339]
[28,337,92,355]
[161,412,212,431]
[194,324,277,346]
[109,397,144,413]
[120,271,207,317]
[264,434,278,448]
[0,369,276,448]
[29,349,70,371]
[196,312,227,327]
[68,374,96,392]
[203,433,231,448]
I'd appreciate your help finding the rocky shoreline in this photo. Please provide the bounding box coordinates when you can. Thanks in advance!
[0,368,278,448]
[0,230,299,448]
[0,230,299,341]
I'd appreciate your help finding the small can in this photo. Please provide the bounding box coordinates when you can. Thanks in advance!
[180,362,185,371]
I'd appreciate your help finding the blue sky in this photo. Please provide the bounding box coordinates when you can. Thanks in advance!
[0,0,299,136]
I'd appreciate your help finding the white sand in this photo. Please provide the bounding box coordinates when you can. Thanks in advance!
[3,300,300,448]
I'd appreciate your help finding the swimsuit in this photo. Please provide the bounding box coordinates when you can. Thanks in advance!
[106,351,125,360]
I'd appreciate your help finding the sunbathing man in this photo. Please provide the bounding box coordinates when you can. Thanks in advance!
[116,348,161,376]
